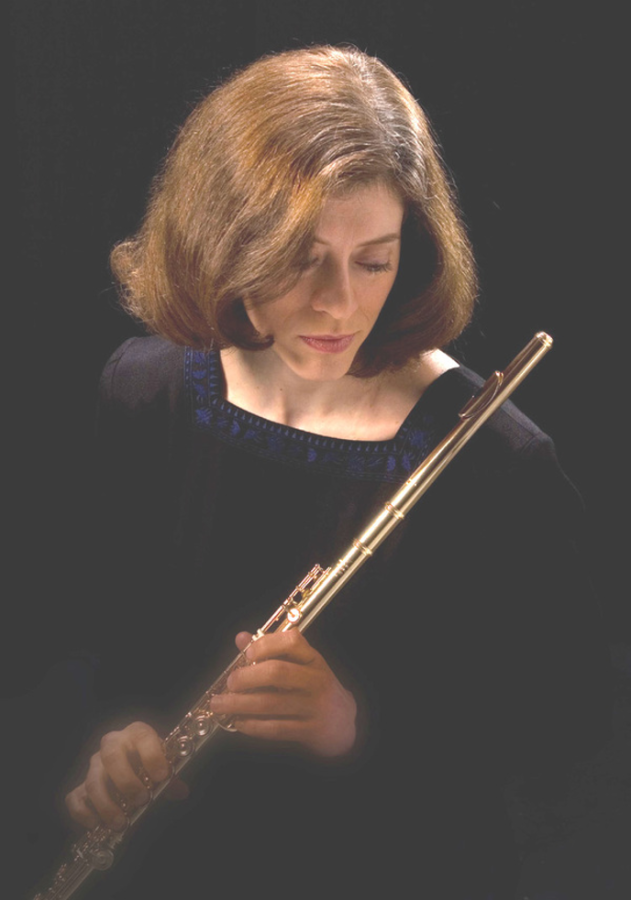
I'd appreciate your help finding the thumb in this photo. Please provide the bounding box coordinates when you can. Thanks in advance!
[235,631,253,652]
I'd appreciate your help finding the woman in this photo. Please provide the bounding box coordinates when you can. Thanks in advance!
[59,46,608,899]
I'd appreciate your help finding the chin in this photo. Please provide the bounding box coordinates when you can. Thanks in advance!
[293,351,359,382]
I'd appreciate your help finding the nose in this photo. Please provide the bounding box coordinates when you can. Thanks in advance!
[309,262,358,320]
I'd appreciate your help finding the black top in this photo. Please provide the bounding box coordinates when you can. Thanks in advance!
[77,336,609,899]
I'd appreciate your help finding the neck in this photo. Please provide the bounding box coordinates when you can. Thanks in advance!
[220,347,380,432]
[219,345,458,441]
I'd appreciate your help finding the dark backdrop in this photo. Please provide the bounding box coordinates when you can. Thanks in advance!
[7,1,626,892]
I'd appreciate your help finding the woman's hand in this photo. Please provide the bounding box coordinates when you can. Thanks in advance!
[209,630,357,757]
[65,721,185,831]
[65,632,355,830]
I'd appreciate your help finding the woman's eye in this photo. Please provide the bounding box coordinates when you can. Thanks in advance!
[298,258,392,274]
[359,261,393,274]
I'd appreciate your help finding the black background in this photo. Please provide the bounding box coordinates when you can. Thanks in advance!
[7,1,627,894]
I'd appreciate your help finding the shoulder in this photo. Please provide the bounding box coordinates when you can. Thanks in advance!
[99,335,186,415]
[424,364,551,458]
[419,364,584,519]
[402,350,550,461]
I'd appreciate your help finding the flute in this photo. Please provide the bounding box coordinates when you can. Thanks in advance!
[33,332,553,900]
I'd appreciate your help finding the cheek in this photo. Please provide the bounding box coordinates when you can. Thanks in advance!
[244,285,302,335]
[244,300,281,337]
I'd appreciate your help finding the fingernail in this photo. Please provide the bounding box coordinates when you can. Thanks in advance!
[156,766,169,782]
[135,789,149,806]
[113,815,127,831]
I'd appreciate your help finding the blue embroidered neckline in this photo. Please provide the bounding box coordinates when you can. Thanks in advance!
[185,348,441,483]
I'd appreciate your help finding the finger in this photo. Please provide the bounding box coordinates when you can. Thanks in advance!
[227,658,312,694]
[99,733,151,808]
[65,783,101,831]
[245,630,318,666]
[127,722,170,784]
[210,688,310,719]
[235,631,253,652]
[233,716,309,743]
[83,754,129,829]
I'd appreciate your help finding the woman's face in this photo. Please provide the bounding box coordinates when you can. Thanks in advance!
[245,182,404,382]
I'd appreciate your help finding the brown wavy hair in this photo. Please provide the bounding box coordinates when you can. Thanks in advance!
[111,45,477,375]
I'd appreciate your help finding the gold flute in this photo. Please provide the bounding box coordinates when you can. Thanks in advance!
[33,332,553,900]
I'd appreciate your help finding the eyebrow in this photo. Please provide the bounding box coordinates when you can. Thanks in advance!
[313,233,402,248]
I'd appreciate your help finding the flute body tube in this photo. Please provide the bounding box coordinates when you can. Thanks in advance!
[33,332,553,900]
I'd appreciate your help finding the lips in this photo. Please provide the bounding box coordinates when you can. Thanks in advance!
[299,334,356,354]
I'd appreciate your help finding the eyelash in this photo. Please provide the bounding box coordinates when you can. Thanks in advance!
[300,259,392,274]
[360,262,392,274]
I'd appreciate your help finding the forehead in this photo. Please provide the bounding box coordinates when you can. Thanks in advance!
[315,183,405,244]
